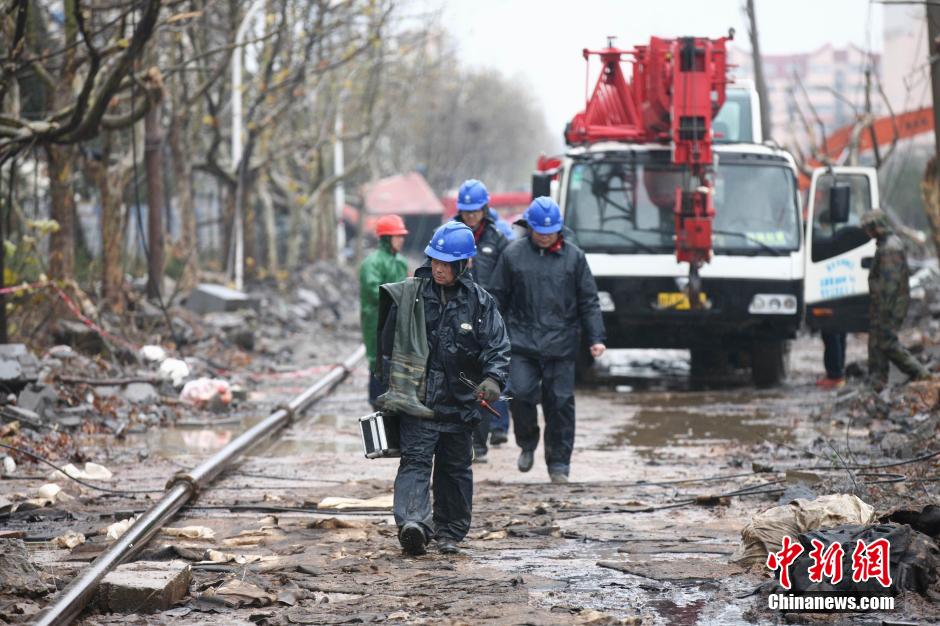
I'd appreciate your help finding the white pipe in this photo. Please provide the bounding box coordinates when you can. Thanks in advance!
[230,0,265,291]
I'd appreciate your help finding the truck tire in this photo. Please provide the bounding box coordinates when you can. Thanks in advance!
[750,340,789,388]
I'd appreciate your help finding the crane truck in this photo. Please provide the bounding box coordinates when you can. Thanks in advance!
[535,33,877,386]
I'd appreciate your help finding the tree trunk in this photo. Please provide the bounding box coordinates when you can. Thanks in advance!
[46,144,76,280]
[144,98,165,299]
[221,185,235,274]
[168,115,198,290]
[921,156,940,260]
[93,132,133,313]
[99,171,126,313]
[243,179,258,280]
[285,195,304,269]
[258,173,279,278]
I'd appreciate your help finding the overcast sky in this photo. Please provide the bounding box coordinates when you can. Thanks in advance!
[439,0,883,134]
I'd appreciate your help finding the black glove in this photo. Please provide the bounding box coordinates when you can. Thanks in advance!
[475,378,500,404]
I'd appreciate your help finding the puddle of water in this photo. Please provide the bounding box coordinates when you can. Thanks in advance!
[118,412,360,458]
[608,406,790,451]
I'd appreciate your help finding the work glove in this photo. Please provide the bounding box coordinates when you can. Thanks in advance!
[475,378,500,404]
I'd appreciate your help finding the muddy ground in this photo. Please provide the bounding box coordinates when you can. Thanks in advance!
[3,330,940,625]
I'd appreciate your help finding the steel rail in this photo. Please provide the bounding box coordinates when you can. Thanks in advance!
[32,346,365,626]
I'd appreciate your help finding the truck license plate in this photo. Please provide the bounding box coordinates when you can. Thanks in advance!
[657,292,706,310]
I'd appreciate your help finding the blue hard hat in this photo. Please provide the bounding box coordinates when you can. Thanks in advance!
[425,221,477,262]
[525,197,563,234]
[457,179,489,212]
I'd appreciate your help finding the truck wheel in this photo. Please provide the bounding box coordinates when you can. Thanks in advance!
[750,340,789,388]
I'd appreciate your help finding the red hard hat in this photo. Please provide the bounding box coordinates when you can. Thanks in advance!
[375,214,408,237]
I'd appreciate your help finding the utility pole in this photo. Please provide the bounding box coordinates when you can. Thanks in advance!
[922,3,940,259]
[745,0,771,142]
[144,91,165,300]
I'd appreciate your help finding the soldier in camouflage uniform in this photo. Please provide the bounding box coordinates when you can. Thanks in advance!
[861,209,930,391]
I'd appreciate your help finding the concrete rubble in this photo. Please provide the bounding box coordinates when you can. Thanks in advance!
[97,560,192,613]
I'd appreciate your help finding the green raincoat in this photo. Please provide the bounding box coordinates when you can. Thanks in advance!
[359,238,408,371]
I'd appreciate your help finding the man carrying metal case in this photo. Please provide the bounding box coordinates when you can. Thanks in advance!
[376,221,510,555]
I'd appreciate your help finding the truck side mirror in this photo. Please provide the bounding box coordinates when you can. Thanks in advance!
[532,172,552,199]
[829,183,851,224]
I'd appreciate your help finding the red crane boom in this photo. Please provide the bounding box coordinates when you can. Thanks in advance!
[563,32,734,298]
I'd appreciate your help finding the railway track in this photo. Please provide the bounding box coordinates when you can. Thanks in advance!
[31,346,365,626]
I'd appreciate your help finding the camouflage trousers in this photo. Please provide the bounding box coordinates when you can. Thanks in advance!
[868,319,928,389]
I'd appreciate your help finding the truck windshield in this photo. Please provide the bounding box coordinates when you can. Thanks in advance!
[565,158,800,255]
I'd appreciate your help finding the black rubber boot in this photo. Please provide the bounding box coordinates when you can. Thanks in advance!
[490,430,508,446]
[399,522,427,556]
[517,449,534,473]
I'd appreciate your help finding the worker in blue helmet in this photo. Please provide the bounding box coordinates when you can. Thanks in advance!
[451,179,511,459]
[490,197,606,484]
[376,221,510,556]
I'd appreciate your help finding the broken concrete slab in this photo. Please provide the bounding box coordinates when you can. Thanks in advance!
[0,539,47,597]
[0,344,40,391]
[122,382,159,405]
[17,384,58,418]
[296,288,322,309]
[186,284,260,314]
[97,559,191,613]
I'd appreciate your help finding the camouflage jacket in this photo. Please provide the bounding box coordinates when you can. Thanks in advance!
[869,233,909,317]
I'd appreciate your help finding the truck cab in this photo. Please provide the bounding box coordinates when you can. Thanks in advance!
[545,83,876,386]
[558,140,804,386]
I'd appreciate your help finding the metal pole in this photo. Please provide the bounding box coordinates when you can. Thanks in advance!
[230,0,265,291]
[33,346,365,626]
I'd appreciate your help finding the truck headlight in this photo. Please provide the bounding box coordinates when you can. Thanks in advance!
[598,291,615,312]
[749,294,797,315]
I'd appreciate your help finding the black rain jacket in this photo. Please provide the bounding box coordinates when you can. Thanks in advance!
[381,265,510,425]
[489,236,606,360]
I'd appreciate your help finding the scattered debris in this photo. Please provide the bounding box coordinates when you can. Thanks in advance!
[48,461,113,481]
[53,531,86,549]
[200,578,276,608]
[0,344,41,392]
[180,378,232,409]
[106,516,140,540]
[731,494,876,566]
[159,358,190,387]
[187,284,259,314]
[161,526,216,540]
[316,494,393,510]
[139,345,167,363]
[204,550,263,565]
